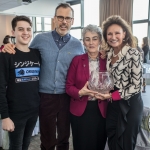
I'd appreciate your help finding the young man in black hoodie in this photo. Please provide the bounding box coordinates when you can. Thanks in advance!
[0,16,41,150]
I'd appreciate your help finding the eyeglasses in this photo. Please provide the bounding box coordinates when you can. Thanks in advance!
[56,16,73,23]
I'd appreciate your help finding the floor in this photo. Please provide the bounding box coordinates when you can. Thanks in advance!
[28,132,73,150]
[28,135,41,150]
[141,85,150,107]
[1,86,150,150]
[28,86,150,150]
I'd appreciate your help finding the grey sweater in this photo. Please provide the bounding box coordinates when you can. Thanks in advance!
[30,32,85,94]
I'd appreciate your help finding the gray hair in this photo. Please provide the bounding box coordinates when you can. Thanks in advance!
[82,24,103,41]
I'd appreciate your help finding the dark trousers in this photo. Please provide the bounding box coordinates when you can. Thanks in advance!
[106,93,143,150]
[70,101,107,150]
[9,113,38,150]
[39,93,70,150]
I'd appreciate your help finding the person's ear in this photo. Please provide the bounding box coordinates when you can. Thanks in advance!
[11,30,15,37]
[71,18,74,25]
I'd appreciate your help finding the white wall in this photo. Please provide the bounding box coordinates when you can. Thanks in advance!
[0,15,15,44]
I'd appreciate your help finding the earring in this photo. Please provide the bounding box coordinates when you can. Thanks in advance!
[123,39,125,42]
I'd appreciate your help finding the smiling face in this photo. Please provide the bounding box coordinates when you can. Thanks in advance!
[106,24,126,50]
[83,31,101,54]
[53,7,74,36]
[12,21,32,46]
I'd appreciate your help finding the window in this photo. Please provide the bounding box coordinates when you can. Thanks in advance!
[33,17,51,37]
[69,1,83,40]
[133,0,150,60]
[84,0,99,26]
[36,17,42,31]
[70,29,82,39]
[133,23,148,47]
[69,0,99,39]
[133,0,149,21]
[72,4,81,27]
[44,18,51,31]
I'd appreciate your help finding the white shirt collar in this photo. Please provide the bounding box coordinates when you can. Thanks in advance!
[108,45,131,60]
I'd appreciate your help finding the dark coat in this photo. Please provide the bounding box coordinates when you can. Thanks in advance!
[142,45,150,63]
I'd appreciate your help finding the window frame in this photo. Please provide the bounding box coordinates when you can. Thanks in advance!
[32,17,51,37]
[67,0,84,40]
[133,0,150,60]
[133,0,150,38]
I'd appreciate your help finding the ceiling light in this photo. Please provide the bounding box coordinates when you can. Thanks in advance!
[22,0,32,5]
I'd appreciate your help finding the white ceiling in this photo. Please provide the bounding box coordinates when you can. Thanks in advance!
[0,0,38,11]
[0,0,66,17]
[0,0,22,11]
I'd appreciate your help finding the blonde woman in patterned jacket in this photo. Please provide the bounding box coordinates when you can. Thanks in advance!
[97,15,143,150]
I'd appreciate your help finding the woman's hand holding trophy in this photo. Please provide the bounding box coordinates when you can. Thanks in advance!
[88,71,114,100]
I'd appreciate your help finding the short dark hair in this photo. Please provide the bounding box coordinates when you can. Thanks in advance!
[55,3,74,17]
[3,35,10,44]
[11,15,32,31]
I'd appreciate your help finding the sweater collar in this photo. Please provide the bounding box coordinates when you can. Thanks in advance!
[108,45,131,60]
[52,29,70,42]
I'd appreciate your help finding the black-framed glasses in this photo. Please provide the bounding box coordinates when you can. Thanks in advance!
[56,16,73,23]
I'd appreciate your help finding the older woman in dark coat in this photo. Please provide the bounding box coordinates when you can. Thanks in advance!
[66,24,108,150]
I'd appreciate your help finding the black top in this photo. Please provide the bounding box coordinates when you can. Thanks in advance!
[0,48,41,119]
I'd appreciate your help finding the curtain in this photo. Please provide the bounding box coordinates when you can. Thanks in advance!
[99,0,133,27]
